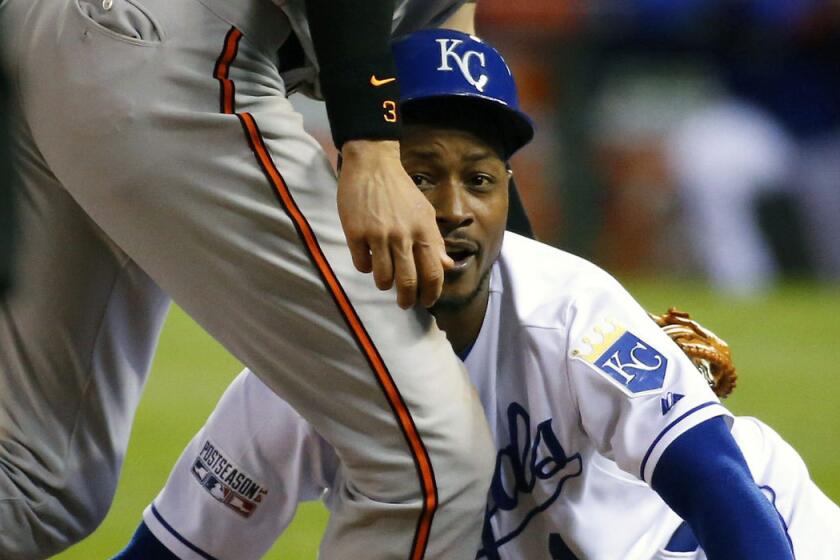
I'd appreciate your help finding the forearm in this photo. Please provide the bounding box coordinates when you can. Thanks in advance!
[652,417,793,559]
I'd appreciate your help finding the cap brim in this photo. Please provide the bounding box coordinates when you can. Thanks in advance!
[402,95,535,159]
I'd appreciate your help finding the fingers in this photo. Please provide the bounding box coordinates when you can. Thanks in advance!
[335,154,450,308]
[368,233,442,310]
[394,227,453,309]
[347,237,373,274]
[346,225,411,304]
[392,240,419,309]
[439,248,455,270]
[414,242,444,308]
[370,236,394,291]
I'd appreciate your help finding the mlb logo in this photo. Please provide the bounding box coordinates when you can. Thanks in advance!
[191,459,209,483]
[203,475,228,503]
[228,495,258,518]
[593,332,668,394]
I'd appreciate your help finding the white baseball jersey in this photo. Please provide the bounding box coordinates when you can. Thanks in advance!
[147,232,840,559]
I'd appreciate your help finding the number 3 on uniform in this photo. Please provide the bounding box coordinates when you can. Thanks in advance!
[383,100,397,122]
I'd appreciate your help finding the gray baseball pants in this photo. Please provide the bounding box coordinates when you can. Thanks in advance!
[0,0,494,558]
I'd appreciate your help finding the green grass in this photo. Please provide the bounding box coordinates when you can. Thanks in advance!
[55,279,840,559]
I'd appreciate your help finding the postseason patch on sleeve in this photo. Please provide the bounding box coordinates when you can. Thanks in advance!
[572,320,668,396]
[191,439,269,518]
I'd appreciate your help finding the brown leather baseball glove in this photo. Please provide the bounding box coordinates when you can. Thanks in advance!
[649,308,737,398]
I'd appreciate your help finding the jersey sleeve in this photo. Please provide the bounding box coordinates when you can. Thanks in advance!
[563,272,733,484]
[144,370,338,560]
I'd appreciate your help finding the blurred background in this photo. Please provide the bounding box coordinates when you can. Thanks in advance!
[483,0,840,296]
[54,0,839,557]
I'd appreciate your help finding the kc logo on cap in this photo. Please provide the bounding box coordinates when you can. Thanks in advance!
[435,39,489,92]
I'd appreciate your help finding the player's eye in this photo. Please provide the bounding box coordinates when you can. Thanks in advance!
[410,174,434,191]
[468,173,496,191]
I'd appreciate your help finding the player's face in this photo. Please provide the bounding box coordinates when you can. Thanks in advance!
[401,126,509,309]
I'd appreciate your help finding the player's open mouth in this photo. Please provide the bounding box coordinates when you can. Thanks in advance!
[445,240,478,272]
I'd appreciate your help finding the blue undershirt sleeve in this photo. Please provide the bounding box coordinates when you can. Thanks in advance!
[651,416,794,559]
[111,521,180,560]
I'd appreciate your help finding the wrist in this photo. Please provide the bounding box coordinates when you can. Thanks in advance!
[341,139,401,160]
[305,1,402,148]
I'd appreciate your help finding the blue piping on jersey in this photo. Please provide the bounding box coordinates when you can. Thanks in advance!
[761,485,796,556]
[150,504,220,560]
[639,401,720,481]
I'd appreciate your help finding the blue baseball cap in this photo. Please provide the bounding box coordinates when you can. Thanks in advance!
[392,29,535,157]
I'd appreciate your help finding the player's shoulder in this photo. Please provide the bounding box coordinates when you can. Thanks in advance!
[497,233,630,330]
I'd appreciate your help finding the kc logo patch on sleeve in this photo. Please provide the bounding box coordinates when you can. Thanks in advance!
[191,439,268,518]
[572,320,668,396]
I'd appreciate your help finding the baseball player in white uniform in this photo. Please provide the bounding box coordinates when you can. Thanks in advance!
[0,1,498,559]
[116,29,840,560]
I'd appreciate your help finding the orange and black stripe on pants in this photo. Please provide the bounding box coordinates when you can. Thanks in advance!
[212,27,438,560]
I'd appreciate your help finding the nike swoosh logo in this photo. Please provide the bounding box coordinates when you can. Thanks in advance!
[370,75,396,87]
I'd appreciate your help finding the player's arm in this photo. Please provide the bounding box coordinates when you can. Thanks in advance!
[305,0,453,309]
[649,310,791,557]
[440,0,477,34]
[568,281,793,558]
[652,417,794,559]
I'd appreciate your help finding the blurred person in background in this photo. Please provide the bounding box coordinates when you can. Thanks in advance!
[561,0,839,295]
[652,0,840,295]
